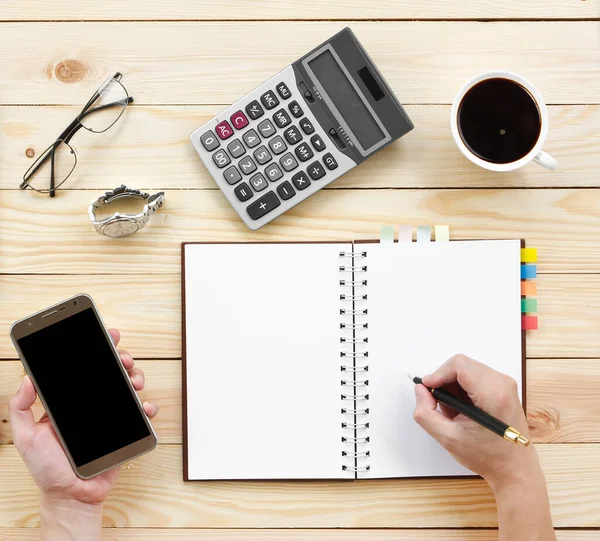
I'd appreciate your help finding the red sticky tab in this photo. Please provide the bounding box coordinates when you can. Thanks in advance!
[522,315,538,330]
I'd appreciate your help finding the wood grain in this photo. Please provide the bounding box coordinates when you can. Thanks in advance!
[0,444,598,527]
[2,358,599,445]
[1,22,598,105]
[3,104,597,190]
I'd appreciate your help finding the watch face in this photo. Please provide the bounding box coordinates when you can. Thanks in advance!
[101,219,140,238]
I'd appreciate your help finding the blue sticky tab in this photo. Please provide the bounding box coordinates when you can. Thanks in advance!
[521,264,537,279]
[416,225,431,243]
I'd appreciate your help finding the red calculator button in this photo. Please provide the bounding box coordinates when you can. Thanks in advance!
[215,121,234,140]
[230,111,249,130]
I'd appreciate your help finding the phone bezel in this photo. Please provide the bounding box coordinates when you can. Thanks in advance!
[9,293,157,479]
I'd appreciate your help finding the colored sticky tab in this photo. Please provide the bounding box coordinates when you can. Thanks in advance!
[380,225,395,244]
[521,298,538,313]
[398,224,412,243]
[522,315,538,330]
[521,248,538,263]
[521,281,537,297]
[434,225,450,242]
[416,225,431,243]
[521,264,537,279]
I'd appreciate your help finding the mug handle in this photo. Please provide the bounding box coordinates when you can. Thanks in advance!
[534,150,558,171]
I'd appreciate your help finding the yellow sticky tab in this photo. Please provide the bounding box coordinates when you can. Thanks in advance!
[521,248,537,263]
[434,225,450,242]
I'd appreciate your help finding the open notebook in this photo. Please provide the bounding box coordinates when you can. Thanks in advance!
[182,240,524,480]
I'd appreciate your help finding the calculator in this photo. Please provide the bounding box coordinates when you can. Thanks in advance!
[191,27,414,230]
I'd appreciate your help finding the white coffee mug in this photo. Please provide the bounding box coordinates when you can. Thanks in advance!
[450,71,558,172]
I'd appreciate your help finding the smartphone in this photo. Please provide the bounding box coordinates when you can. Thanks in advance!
[10,294,157,479]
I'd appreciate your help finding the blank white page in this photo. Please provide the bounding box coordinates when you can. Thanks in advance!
[184,243,349,480]
[361,240,522,479]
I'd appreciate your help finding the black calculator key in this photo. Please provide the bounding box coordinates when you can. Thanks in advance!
[245,100,264,120]
[223,165,242,185]
[310,134,326,152]
[260,91,279,110]
[323,152,338,170]
[234,182,253,202]
[200,130,220,151]
[292,170,311,191]
[295,143,314,162]
[279,152,299,172]
[265,162,283,182]
[307,160,326,180]
[212,149,231,168]
[268,135,287,155]
[299,118,315,134]
[288,100,303,118]
[247,191,281,220]
[277,181,296,200]
[249,172,268,192]
[283,126,303,145]
[238,155,257,175]
[227,139,246,158]
[276,82,292,100]
[272,108,291,129]
[243,129,261,149]
[253,145,272,165]
[257,119,276,138]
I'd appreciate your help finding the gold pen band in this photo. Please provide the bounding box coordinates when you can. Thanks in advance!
[503,426,530,447]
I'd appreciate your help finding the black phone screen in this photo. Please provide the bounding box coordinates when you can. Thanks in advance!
[17,308,151,467]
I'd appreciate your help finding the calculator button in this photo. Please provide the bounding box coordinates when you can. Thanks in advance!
[310,134,326,152]
[247,191,281,220]
[212,149,231,168]
[223,165,242,185]
[307,160,326,180]
[288,100,303,118]
[268,135,287,155]
[230,111,249,130]
[299,118,315,134]
[265,162,283,182]
[215,121,234,140]
[277,181,296,200]
[243,129,261,149]
[234,182,253,202]
[245,100,264,120]
[292,170,311,191]
[279,152,299,172]
[238,156,257,175]
[260,91,280,110]
[323,153,338,170]
[272,108,292,129]
[295,143,314,162]
[249,172,268,192]
[253,145,272,165]
[276,82,292,100]
[200,130,219,151]
[283,126,303,145]
[227,139,246,158]
[257,119,276,138]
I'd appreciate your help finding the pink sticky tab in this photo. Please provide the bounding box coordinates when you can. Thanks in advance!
[522,315,538,330]
[398,225,412,242]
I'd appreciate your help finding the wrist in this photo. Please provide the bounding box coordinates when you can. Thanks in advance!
[40,495,103,541]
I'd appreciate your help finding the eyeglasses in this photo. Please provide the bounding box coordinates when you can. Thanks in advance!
[20,72,133,197]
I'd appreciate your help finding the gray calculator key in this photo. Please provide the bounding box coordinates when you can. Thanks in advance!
[253,145,272,165]
[201,130,220,151]
[310,134,326,152]
[295,143,314,162]
[268,136,287,155]
[292,170,311,191]
[258,119,276,138]
[234,182,253,202]
[227,139,246,158]
[272,108,291,129]
[279,152,299,172]
[277,181,296,200]
[323,152,338,170]
[307,160,326,180]
[238,155,257,175]
[247,191,280,220]
[243,129,261,149]
[245,100,264,120]
[260,91,280,110]
[284,126,302,145]
[299,118,315,134]
[249,172,268,192]
[223,165,242,185]
[212,149,231,168]
[264,162,283,182]
[289,101,303,118]
[276,82,292,100]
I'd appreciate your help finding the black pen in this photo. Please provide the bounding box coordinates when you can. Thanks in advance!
[409,375,530,447]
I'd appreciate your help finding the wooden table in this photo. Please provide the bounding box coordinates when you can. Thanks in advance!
[1,2,599,539]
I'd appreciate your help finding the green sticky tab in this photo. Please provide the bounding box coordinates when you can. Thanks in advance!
[521,298,538,313]
[380,225,395,244]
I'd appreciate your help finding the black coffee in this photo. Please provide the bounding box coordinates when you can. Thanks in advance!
[457,78,541,164]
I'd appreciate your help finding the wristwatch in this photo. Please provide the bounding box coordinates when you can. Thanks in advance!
[89,185,165,238]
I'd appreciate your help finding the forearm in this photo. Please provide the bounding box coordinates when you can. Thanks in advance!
[40,496,103,541]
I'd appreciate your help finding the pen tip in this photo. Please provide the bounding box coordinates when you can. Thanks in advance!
[406,374,413,381]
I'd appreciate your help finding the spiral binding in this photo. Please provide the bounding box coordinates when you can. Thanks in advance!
[340,246,370,476]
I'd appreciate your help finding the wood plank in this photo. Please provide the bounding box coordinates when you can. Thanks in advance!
[0,444,597,527]
[1,0,598,21]
[3,104,597,190]
[2,358,599,445]
[2,189,599,274]
[0,22,598,105]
